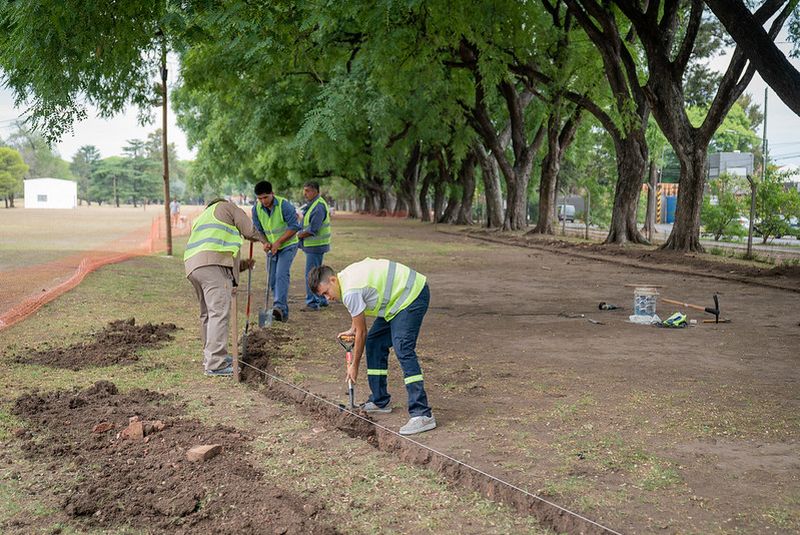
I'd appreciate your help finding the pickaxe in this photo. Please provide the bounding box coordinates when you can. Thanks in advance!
[662,294,722,323]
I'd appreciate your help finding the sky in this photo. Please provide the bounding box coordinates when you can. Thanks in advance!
[1,30,799,168]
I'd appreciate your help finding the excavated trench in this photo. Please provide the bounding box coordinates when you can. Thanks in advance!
[241,327,617,535]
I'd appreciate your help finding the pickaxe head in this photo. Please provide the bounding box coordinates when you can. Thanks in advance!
[704,294,720,323]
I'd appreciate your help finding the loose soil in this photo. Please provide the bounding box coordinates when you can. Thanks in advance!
[264,215,800,534]
[240,326,612,533]
[8,380,336,534]
[12,318,177,370]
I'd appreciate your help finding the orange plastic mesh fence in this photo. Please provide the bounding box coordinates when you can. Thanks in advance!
[0,211,198,331]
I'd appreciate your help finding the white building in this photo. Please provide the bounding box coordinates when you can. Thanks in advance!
[24,178,78,209]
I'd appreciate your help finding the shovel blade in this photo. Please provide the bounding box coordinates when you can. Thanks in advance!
[258,308,273,328]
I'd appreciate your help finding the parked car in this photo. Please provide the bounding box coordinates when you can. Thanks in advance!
[558,204,576,222]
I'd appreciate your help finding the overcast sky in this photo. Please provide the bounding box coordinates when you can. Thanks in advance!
[1,35,799,168]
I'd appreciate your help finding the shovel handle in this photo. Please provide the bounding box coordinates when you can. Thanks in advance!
[661,298,706,312]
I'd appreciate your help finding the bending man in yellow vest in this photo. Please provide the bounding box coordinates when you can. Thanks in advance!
[184,198,265,377]
[308,259,436,435]
[252,180,302,322]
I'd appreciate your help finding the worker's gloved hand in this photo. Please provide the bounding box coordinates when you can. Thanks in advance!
[239,258,256,271]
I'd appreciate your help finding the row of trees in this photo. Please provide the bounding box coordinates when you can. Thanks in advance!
[1,1,799,251]
[0,125,191,208]
[69,131,188,207]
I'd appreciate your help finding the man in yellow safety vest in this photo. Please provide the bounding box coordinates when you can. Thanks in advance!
[308,258,436,435]
[297,181,331,311]
[184,198,265,376]
[252,180,301,322]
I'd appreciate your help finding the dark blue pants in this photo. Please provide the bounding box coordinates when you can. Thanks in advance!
[365,284,431,417]
[304,251,328,308]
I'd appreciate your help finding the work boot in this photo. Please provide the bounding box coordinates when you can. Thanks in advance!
[399,415,437,435]
[272,309,286,322]
[361,401,392,414]
[204,365,233,377]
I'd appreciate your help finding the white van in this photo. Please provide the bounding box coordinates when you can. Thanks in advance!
[558,204,576,222]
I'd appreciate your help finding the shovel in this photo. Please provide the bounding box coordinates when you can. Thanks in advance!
[338,334,356,409]
[258,251,274,328]
[240,241,254,380]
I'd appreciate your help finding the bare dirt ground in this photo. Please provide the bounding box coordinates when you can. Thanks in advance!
[11,318,177,369]
[266,215,800,534]
[7,380,337,534]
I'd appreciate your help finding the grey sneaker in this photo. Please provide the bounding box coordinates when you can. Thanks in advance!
[361,401,392,414]
[399,415,437,435]
[204,364,233,377]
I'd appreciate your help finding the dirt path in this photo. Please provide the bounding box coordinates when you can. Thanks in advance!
[270,215,800,534]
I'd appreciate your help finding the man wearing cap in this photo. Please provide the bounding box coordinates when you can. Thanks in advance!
[307,258,436,435]
[297,181,331,312]
[252,180,301,322]
[184,198,264,376]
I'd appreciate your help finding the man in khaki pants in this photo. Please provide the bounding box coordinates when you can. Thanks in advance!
[184,198,267,376]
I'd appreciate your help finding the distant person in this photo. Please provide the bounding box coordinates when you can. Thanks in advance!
[184,198,265,377]
[308,258,436,435]
[297,181,331,311]
[252,180,301,322]
[170,199,180,227]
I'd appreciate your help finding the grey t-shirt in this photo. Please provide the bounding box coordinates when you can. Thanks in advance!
[342,287,379,317]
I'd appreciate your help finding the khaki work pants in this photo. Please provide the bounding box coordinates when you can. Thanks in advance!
[188,265,234,372]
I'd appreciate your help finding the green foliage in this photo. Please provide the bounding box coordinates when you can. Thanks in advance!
[0,0,175,141]
[755,168,800,242]
[70,145,101,204]
[0,147,28,201]
[4,125,73,179]
[701,174,745,241]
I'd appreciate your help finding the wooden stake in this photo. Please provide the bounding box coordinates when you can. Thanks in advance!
[232,289,240,382]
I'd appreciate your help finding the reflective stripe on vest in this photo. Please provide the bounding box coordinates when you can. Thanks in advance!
[256,196,299,250]
[338,258,427,321]
[184,204,243,261]
[302,196,331,248]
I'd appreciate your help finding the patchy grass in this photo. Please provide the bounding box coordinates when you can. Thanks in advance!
[0,230,553,534]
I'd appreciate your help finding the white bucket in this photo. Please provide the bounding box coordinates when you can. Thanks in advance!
[633,287,659,316]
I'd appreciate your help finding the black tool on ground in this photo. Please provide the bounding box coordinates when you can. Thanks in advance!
[338,334,356,409]
[662,294,720,323]
[258,252,273,328]
[598,302,622,310]
[240,242,254,378]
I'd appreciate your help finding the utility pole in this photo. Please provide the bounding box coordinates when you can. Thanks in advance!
[161,37,173,256]
[747,88,768,259]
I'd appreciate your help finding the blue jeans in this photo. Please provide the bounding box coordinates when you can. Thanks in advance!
[267,244,298,319]
[365,284,431,417]
[304,251,329,308]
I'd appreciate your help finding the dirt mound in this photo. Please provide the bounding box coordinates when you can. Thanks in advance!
[240,327,294,379]
[12,318,178,370]
[10,381,336,535]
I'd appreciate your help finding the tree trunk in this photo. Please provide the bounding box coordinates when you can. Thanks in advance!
[439,185,461,224]
[532,127,560,235]
[4,197,8,208]
[476,145,503,228]
[503,174,529,231]
[9,193,15,208]
[399,142,421,218]
[605,131,649,245]
[662,150,707,252]
[456,152,477,225]
[419,170,432,222]
[433,179,445,223]
[643,159,658,240]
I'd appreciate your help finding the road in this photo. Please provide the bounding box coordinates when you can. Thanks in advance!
[557,221,800,258]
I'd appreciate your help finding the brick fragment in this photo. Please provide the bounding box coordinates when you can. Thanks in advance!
[186,444,223,462]
[121,420,144,440]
